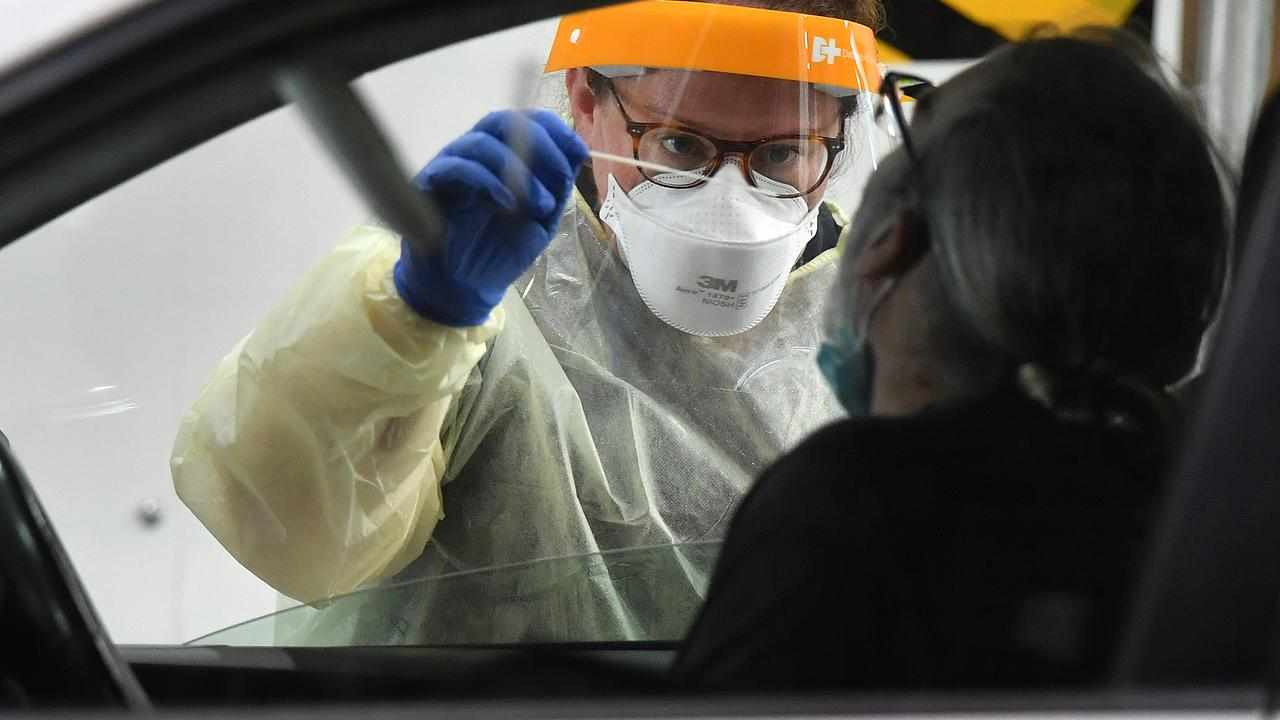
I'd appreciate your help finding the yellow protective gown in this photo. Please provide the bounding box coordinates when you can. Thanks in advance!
[173,192,845,644]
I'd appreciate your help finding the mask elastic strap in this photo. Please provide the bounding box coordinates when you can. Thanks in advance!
[854,277,896,351]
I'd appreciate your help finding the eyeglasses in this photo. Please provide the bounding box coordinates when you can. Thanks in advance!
[875,71,935,165]
[605,79,847,199]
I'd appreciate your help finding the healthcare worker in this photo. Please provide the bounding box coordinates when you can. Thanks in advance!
[172,0,886,643]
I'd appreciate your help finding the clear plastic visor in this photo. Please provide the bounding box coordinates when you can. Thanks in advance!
[531,66,900,218]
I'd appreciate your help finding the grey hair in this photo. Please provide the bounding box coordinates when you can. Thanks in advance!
[839,29,1231,425]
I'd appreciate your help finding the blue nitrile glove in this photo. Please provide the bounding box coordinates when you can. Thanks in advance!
[394,110,590,326]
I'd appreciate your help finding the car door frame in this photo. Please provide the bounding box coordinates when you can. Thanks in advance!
[0,0,1278,713]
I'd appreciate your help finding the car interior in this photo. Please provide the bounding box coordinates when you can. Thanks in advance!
[1,0,1279,713]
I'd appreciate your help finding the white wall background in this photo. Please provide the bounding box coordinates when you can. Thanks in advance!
[0,0,151,72]
[0,2,985,646]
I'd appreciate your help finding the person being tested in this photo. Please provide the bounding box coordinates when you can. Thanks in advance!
[675,29,1230,688]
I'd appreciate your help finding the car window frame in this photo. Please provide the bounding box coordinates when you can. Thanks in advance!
[0,0,608,248]
[1,0,1279,713]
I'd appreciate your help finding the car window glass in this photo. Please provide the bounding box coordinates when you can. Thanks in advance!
[188,543,721,647]
[2,2,944,647]
[0,17,560,645]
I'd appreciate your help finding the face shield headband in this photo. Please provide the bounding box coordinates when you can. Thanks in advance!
[544,1,882,99]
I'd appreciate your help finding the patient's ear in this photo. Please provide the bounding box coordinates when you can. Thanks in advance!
[854,210,929,281]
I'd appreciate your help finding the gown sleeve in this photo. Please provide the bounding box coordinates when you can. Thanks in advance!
[171,225,503,603]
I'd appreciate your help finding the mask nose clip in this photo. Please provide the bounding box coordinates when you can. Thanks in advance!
[700,155,758,192]
[711,154,750,185]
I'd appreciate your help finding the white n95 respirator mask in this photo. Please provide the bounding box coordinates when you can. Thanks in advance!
[598,170,821,337]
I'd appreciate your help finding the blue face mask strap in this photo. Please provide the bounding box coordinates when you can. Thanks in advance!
[819,276,896,416]
[856,277,896,350]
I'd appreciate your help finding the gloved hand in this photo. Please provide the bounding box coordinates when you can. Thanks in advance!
[394,110,590,326]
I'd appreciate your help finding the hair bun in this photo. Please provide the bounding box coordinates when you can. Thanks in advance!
[1016,362,1171,435]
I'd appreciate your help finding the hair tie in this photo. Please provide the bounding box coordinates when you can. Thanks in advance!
[1015,361,1166,434]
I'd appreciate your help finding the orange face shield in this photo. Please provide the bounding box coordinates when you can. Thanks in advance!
[544,0,882,97]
